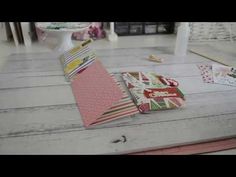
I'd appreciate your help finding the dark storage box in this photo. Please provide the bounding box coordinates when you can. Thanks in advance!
[144,25,157,34]
[129,25,143,34]
[114,22,174,36]
[115,25,129,35]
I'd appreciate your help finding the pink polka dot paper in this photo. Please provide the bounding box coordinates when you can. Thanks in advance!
[197,64,214,83]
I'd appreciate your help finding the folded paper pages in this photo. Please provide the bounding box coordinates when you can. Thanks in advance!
[71,60,139,127]
[60,39,95,80]
[122,72,185,113]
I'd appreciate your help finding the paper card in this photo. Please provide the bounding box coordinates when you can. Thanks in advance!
[212,64,236,86]
[197,64,214,83]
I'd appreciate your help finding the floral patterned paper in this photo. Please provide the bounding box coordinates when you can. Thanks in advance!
[122,72,185,113]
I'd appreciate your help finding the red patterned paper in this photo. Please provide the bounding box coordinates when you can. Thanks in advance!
[71,60,123,127]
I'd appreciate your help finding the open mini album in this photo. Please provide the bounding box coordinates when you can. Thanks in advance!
[122,72,185,113]
[59,40,139,128]
[59,40,185,127]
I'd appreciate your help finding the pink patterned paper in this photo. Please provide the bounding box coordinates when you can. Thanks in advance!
[71,60,123,127]
[197,64,214,83]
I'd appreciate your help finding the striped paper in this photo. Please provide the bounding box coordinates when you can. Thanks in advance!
[60,39,95,80]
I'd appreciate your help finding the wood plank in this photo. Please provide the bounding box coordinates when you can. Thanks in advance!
[2,51,208,74]
[0,71,63,77]
[98,53,208,67]
[0,85,75,109]
[6,47,211,65]
[1,90,236,139]
[0,63,202,89]
[94,47,175,56]
[108,63,202,78]
[0,59,62,73]
[95,47,211,63]
[0,75,68,90]
[0,112,236,154]
[0,62,202,85]
[190,45,236,67]
[1,74,236,109]
[7,52,59,61]
[1,60,234,90]
[0,104,132,138]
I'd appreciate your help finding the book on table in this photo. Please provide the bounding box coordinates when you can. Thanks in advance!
[122,72,185,113]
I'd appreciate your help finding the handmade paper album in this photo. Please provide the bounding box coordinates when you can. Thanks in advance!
[122,72,185,113]
[59,40,185,127]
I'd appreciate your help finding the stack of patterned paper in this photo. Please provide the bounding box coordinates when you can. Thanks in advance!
[122,72,185,113]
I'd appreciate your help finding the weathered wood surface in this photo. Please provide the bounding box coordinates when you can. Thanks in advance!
[189,44,236,67]
[0,47,236,154]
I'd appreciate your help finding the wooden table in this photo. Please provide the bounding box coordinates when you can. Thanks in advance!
[0,47,236,154]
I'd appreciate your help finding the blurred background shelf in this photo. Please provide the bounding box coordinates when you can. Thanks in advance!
[114,22,175,36]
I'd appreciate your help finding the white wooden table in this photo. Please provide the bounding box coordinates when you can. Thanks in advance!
[0,47,236,154]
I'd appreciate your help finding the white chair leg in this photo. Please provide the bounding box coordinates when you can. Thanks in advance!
[9,22,19,46]
[107,22,118,41]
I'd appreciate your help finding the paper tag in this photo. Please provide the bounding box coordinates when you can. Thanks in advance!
[212,64,236,86]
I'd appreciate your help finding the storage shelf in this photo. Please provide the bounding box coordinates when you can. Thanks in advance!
[115,22,175,36]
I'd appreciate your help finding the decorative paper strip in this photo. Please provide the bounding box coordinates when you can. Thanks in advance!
[122,72,185,113]
[60,39,95,80]
[71,60,139,127]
